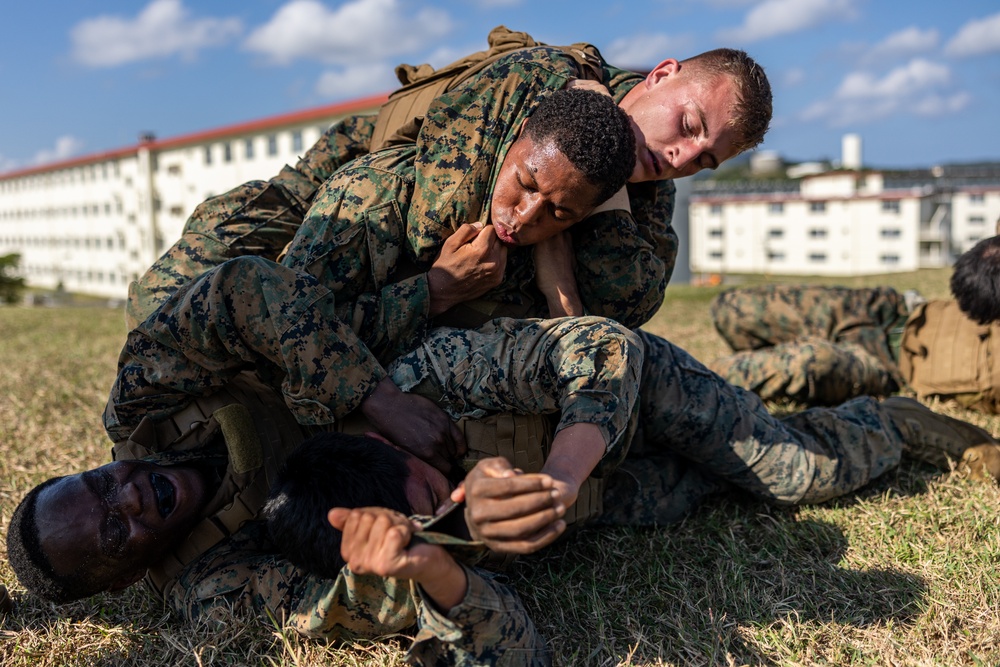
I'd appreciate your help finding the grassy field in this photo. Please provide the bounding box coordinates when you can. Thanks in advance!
[2,270,999,666]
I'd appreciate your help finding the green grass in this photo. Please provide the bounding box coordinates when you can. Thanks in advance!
[2,269,999,666]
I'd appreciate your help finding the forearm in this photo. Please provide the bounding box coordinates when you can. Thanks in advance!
[106,257,386,440]
[540,423,606,504]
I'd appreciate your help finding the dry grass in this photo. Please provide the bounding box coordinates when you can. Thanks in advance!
[2,270,999,666]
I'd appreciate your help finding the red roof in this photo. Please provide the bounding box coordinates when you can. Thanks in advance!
[0,93,389,181]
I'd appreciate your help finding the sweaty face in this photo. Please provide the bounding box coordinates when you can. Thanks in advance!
[36,460,210,590]
[621,60,741,182]
[488,134,602,247]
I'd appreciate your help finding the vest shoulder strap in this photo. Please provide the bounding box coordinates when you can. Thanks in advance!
[370,25,606,151]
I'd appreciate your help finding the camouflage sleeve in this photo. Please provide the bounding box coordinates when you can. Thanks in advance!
[571,179,678,328]
[407,47,579,263]
[125,115,377,329]
[170,523,548,665]
[389,316,643,460]
[281,146,433,365]
[105,256,386,441]
[168,522,420,639]
[407,564,551,666]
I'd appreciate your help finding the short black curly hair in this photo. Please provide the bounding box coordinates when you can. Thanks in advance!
[262,432,413,579]
[522,88,636,206]
[951,235,1000,324]
[6,476,101,603]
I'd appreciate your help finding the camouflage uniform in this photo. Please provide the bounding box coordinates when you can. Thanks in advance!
[127,46,677,333]
[125,115,377,329]
[708,285,909,405]
[107,256,643,665]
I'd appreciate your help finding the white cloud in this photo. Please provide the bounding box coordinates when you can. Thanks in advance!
[604,33,689,69]
[801,58,969,126]
[861,26,938,64]
[717,0,857,43]
[944,11,1000,57]
[314,63,398,99]
[912,92,972,116]
[244,0,453,65]
[32,136,85,166]
[70,0,242,68]
[784,68,805,87]
[836,59,950,99]
[0,154,17,173]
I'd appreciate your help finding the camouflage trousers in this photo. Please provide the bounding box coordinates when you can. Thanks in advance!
[708,285,909,405]
[597,329,904,525]
[125,115,376,329]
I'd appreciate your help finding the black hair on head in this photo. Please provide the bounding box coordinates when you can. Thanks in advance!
[263,431,413,579]
[951,235,1000,324]
[7,476,102,603]
[523,88,636,205]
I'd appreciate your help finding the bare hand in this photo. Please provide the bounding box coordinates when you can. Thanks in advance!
[427,223,507,316]
[462,457,567,554]
[329,507,443,580]
[329,506,468,610]
[533,232,583,316]
[360,378,466,473]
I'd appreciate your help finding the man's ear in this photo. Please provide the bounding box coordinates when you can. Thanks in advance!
[516,116,529,137]
[646,58,680,88]
[107,569,146,592]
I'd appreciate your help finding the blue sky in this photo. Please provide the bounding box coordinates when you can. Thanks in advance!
[1,0,998,173]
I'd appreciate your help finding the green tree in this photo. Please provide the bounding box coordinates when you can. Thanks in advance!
[0,253,26,304]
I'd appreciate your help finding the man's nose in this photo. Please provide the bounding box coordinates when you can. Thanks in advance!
[675,140,702,173]
[515,194,544,225]
[115,480,142,515]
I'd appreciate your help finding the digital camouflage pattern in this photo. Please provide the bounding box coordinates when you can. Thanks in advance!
[388,315,643,466]
[281,46,676,362]
[129,45,678,334]
[708,285,908,405]
[103,255,915,665]
[125,115,377,330]
[167,504,549,665]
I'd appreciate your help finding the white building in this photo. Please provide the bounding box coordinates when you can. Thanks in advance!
[690,170,951,276]
[0,94,385,299]
[950,183,1000,253]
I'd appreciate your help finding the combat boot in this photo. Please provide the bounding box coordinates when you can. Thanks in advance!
[882,396,997,469]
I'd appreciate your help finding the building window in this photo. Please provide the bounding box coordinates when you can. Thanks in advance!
[245,138,255,160]
[809,201,826,213]
[223,142,233,163]
[709,204,723,215]
[970,193,985,204]
[880,228,901,238]
[880,254,900,265]
[969,215,985,225]
[708,228,723,238]
[170,205,184,216]
[808,228,828,239]
[768,202,784,214]
[767,251,785,261]
[709,251,723,259]
[881,200,901,214]
[292,130,303,153]
[267,134,278,156]
[768,228,784,238]
[204,146,213,165]
[809,252,827,262]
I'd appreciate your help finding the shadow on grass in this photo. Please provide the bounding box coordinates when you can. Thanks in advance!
[515,500,928,667]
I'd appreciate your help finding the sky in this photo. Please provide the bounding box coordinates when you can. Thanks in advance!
[1,0,998,175]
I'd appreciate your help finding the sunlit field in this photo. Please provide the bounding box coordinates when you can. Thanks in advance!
[2,269,998,666]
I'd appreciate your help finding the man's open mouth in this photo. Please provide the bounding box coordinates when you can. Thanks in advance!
[150,472,176,518]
